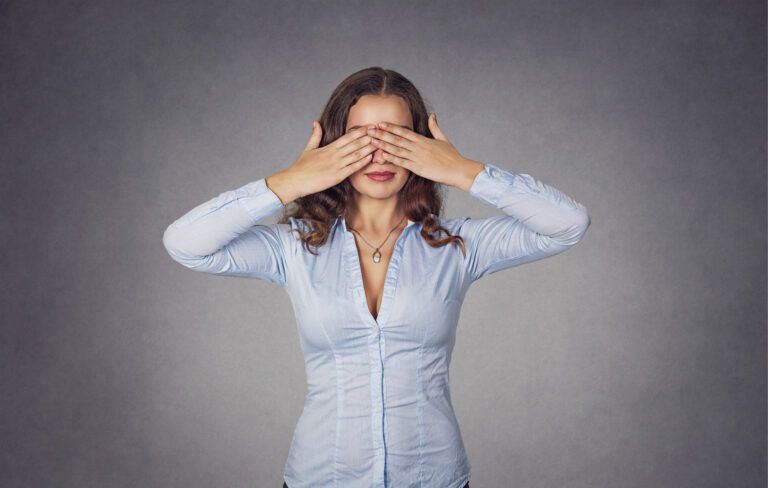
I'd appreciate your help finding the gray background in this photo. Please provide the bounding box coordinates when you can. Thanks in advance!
[1,1,765,487]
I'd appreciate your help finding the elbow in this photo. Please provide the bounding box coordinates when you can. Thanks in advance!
[162,224,181,260]
[576,208,591,239]
[552,207,591,247]
[162,224,204,268]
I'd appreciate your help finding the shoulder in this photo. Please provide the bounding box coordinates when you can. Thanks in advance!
[261,218,308,257]
[278,217,311,247]
[281,216,341,246]
[286,216,311,233]
[437,216,471,235]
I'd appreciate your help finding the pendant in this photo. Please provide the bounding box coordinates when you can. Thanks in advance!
[372,249,382,263]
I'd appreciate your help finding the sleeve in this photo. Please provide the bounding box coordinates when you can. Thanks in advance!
[457,162,591,283]
[161,177,289,287]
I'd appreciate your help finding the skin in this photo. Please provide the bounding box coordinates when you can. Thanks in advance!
[266,94,485,318]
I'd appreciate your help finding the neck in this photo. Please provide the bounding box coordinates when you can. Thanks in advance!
[345,195,407,235]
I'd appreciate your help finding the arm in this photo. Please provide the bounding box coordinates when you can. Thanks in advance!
[457,162,591,282]
[161,177,289,287]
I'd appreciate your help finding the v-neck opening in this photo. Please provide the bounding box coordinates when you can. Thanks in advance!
[339,215,414,328]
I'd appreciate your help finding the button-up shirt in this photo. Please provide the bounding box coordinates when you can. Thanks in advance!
[162,163,591,488]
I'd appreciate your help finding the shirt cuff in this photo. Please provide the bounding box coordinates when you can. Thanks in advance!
[237,177,286,221]
[468,162,516,207]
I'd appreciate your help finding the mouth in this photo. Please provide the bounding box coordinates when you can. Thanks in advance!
[365,171,396,182]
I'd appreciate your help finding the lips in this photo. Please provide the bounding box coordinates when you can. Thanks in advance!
[366,171,395,182]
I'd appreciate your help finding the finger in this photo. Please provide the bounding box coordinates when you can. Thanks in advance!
[370,135,411,158]
[340,140,377,166]
[304,120,323,151]
[380,150,414,172]
[329,126,370,150]
[428,112,448,142]
[367,126,415,152]
[338,133,374,159]
[341,152,374,178]
[376,122,420,143]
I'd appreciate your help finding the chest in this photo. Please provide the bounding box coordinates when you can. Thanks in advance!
[285,226,469,352]
[355,235,396,321]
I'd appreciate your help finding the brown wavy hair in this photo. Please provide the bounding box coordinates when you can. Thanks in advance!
[277,66,466,258]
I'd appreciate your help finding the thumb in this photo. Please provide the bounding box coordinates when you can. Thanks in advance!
[428,112,447,141]
[304,119,323,151]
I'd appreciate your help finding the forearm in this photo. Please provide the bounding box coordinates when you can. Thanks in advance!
[468,162,590,242]
[162,177,284,260]
[457,162,590,281]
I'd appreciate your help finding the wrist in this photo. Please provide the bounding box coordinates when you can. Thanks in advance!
[454,159,485,193]
[265,170,299,205]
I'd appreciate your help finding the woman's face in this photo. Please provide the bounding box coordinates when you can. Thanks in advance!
[344,94,413,199]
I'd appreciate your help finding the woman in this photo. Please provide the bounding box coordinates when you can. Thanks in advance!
[162,67,591,488]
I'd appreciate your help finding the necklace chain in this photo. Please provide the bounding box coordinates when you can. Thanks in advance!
[347,215,407,263]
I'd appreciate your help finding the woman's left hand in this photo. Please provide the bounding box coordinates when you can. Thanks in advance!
[367,113,485,191]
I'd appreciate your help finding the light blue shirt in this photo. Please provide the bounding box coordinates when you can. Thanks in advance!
[162,163,590,488]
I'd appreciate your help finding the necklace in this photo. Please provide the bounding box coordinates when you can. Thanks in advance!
[347,214,407,263]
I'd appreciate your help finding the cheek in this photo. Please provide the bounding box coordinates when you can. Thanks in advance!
[394,172,410,191]
[349,169,367,182]
[347,171,369,190]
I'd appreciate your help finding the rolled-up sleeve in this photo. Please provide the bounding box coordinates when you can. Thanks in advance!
[457,162,591,283]
[161,177,289,287]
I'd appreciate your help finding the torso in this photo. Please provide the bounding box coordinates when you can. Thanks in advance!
[282,216,473,487]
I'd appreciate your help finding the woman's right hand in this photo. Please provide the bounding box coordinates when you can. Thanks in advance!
[265,121,378,204]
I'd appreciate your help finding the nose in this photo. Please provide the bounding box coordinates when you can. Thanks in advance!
[370,145,391,165]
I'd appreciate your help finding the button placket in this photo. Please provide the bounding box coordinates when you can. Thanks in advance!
[338,215,415,486]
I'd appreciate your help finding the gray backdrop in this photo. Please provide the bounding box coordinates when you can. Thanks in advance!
[1,1,765,487]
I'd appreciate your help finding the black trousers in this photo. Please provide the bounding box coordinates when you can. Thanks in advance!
[283,482,469,487]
